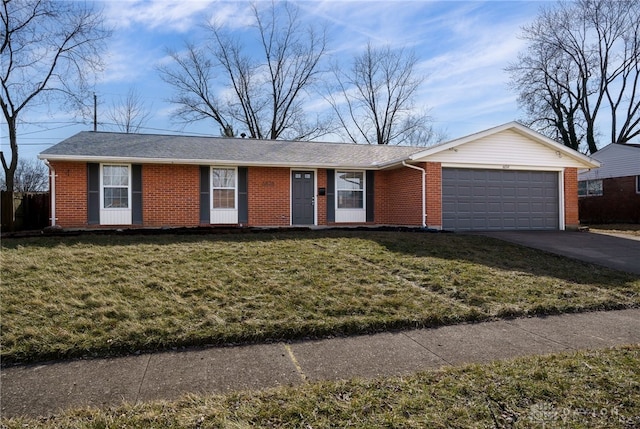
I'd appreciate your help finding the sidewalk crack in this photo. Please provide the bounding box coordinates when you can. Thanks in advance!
[283,343,307,382]
[135,354,152,404]
[401,332,453,366]
[504,320,576,350]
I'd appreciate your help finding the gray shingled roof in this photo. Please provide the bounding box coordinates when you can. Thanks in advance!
[39,131,423,169]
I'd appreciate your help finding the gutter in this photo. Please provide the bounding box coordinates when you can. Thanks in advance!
[402,161,426,228]
[38,154,379,171]
[43,160,56,226]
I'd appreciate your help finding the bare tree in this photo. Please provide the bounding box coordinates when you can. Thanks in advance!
[106,87,152,133]
[326,42,434,145]
[158,1,330,140]
[508,0,640,154]
[1,0,110,192]
[1,157,48,192]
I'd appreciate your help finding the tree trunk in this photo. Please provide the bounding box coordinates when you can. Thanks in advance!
[1,116,18,194]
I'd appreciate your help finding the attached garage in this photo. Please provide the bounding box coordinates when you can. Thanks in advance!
[442,168,559,231]
[407,122,601,231]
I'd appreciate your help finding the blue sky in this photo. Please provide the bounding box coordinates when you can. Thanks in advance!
[3,0,551,163]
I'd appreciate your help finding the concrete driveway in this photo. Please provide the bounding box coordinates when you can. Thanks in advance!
[475,231,640,275]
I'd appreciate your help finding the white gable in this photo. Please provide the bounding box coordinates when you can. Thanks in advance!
[414,128,596,169]
[578,143,640,180]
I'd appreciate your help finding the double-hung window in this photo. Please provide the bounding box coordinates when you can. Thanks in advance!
[103,165,129,208]
[100,164,132,225]
[212,168,236,208]
[335,171,365,222]
[210,167,238,224]
[337,171,364,209]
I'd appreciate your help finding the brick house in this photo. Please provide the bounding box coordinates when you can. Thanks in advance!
[578,143,640,224]
[39,122,599,231]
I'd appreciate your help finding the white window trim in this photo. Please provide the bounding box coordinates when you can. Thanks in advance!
[335,170,366,223]
[99,163,132,225]
[210,166,238,224]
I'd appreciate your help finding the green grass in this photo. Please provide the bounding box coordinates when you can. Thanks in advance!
[2,231,639,364]
[3,346,639,428]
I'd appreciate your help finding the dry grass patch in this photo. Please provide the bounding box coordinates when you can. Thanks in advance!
[3,346,639,428]
[590,224,640,237]
[2,231,639,364]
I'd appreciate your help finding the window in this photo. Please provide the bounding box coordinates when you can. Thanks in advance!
[337,171,364,209]
[103,165,129,208]
[212,168,236,209]
[578,179,603,197]
[636,176,640,194]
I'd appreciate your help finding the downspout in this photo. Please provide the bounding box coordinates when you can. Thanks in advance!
[402,161,426,228]
[43,160,56,226]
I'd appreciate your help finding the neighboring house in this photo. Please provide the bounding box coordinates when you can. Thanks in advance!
[38,122,599,232]
[578,143,640,224]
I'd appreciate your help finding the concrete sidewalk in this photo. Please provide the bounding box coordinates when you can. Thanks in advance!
[2,308,639,419]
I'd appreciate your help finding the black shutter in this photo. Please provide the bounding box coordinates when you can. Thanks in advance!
[200,166,210,224]
[87,163,100,224]
[132,164,143,225]
[366,170,375,222]
[326,169,335,223]
[238,167,248,224]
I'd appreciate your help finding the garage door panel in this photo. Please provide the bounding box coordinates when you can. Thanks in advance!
[472,170,487,180]
[473,187,487,197]
[442,168,559,231]
[457,186,472,197]
[487,202,501,212]
[529,188,544,197]
[502,187,516,197]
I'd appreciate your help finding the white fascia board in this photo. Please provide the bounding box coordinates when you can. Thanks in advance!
[440,162,564,171]
[373,156,421,169]
[37,154,380,170]
[408,121,600,169]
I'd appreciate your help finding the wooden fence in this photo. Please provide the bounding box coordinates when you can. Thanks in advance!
[1,191,50,231]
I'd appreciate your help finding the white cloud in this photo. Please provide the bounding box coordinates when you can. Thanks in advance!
[104,0,217,32]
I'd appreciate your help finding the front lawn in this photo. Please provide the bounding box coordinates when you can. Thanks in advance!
[3,346,639,428]
[2,230,639,364]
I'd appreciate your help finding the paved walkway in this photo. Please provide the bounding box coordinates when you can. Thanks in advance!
[2,308,639,419]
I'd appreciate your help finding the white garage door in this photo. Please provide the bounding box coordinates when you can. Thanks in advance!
[442,168,559,231]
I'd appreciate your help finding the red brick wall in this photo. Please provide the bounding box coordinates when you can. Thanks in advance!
[49,161,437,229]
[317,169,327,225]
[50,161,88,228]
[579,175,640,224]
[50,163,310,228]
[142,164,200,227]
[375,167,423,226]
[564,168,579,230]
[247,167,291,226]
[425,162,442,229]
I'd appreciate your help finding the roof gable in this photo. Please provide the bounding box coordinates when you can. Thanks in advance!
[409,122,599,169]
[578,143,640,180]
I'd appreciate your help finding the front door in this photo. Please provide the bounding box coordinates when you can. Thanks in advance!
[292,171,315,225]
